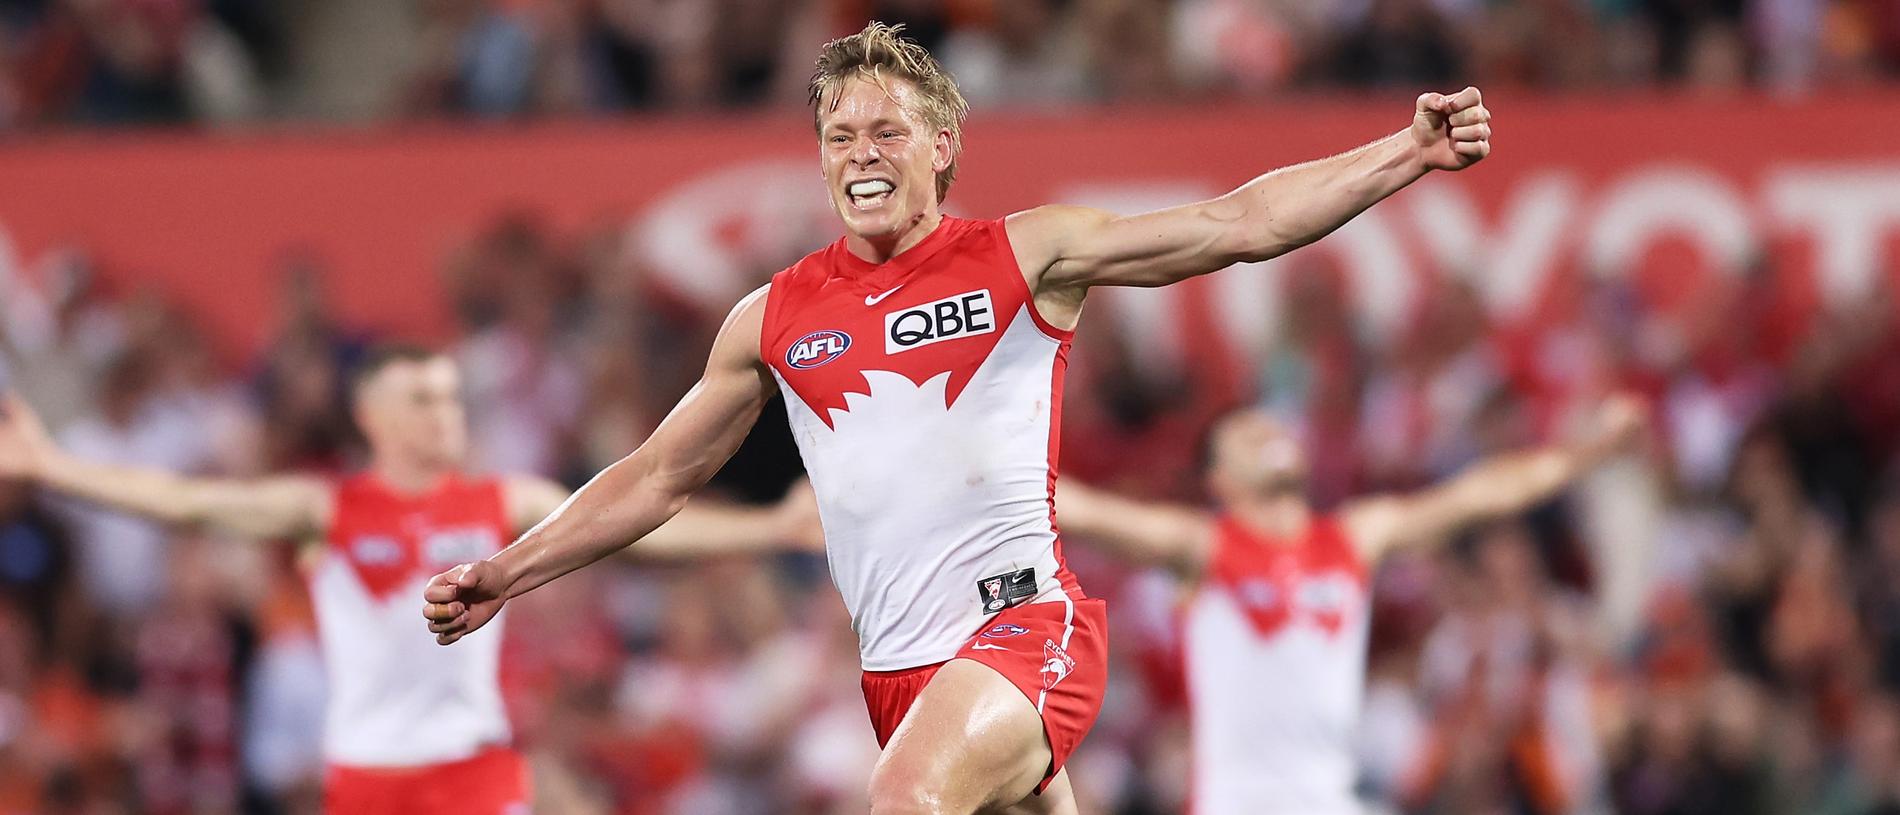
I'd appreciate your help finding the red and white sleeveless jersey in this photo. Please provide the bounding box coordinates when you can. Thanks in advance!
[761,216,1085,671]
[309,474,513,767]
[1185,515,1370,815]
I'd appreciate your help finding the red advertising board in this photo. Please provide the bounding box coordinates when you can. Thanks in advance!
[2,93,1898,369]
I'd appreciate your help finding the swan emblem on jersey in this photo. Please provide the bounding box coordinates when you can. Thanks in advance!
[1041,639,1076,691]
[787,330,852,369]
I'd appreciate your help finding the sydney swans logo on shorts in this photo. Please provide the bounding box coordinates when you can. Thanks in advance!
[1041,639,1076,691]
[886,289,994,354]
[787,330,852,369]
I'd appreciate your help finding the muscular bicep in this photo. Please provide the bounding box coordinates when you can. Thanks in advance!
[1009,201,1255,293]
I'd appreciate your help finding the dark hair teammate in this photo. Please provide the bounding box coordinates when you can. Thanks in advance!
[0,346,817,815]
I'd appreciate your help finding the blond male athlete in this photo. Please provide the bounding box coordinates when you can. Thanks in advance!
[423,22,1495,815]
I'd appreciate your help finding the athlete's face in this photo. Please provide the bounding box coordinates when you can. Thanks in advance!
[817,76,953,243]
[1208,410,1309,501]
[354,358,468,471]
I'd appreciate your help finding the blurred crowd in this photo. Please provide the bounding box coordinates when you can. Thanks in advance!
[2,196,1899,814]
[1,0,1898,128]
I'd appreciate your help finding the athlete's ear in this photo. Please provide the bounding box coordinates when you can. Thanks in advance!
[933,129,955,175]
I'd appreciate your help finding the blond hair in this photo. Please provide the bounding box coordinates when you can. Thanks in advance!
[809,21,970,203]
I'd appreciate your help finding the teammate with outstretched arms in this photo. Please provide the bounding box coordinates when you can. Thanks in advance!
[0,346,818,815]
[1055,396,1646,815]
[422,22,1493,814]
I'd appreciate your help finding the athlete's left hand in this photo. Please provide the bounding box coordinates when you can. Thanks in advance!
[1412,86,1491,171]
[423,560,509,645]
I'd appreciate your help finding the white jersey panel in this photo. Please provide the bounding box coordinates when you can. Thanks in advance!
[309,559,510,767]
[1185,583,1371,815]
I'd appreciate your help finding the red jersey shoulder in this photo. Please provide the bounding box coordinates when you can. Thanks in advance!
[762,217,1051,426]
[323,474,509,600]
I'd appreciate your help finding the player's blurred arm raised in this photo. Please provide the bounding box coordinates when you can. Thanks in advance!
[0,393,329,540]
[1341,394,1646,562]
[503,474,823,560]
[1056,481,1214,578]
[1012,88,1491,292]
[426,286,777,644]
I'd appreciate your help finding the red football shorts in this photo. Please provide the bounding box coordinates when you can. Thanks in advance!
[861,597,1109,794]
[323,746,530,815]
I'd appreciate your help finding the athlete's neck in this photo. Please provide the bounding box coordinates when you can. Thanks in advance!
[369,457,453,496]
[1228,494,1312,542]
[844,210,943,265]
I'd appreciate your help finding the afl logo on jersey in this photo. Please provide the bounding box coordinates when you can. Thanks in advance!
[787,330,852,369]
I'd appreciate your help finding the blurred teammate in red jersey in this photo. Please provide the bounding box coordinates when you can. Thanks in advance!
[424,21,1493,814]
[1054,395,1645,814]
[0,345,819,815]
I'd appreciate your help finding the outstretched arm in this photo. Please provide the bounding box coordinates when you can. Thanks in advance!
[1010,88,1492,294]
[0,394,329,540]
[426,287,778,644]
[1056,481,1216,578]
[1341,394,1646,563]
[503,475,824,561]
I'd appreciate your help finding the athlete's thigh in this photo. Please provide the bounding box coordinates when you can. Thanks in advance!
[989,769,1076,815]
[873,658,1052,812]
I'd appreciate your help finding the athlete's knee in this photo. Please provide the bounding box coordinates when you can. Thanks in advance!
[866,765,958,815]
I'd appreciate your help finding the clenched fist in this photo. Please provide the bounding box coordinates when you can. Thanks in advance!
[423,560,511,645]
[1412,86,1492,171]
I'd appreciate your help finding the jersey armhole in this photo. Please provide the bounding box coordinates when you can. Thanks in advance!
[757,272,789,366]
[992,218,1077,343]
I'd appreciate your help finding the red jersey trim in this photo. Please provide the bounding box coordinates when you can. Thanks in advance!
[994,216,1078,343]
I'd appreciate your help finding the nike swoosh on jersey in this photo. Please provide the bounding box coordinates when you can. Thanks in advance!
[865,286,904,306]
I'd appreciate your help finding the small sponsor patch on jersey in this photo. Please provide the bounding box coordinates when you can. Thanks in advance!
[982,623,1031,639]
[886,289,995,354]
[787,330,852,369]
[977,567,1037,614]
[423,527,500,566]
[1041,639,1076,691]
[350,535,403,566]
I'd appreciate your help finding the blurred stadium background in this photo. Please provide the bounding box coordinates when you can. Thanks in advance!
[3,0,1900,813]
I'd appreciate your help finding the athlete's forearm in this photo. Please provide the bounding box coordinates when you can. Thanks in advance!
[489,452,693,597]
[32,449,322,540]
[36,449,205,525]
[1422,440,1609,531]
[1214,131,1425,263]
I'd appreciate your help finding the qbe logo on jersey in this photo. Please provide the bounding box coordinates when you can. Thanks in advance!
[886,289,994,354]
[787,330,852,369]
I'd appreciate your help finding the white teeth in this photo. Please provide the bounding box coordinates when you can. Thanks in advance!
[848,180,894,197]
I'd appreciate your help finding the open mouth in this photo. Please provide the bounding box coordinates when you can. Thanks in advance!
[847,179,894,211]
